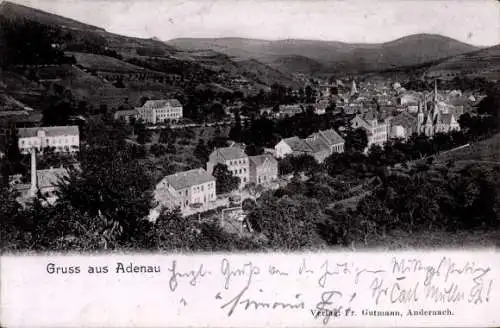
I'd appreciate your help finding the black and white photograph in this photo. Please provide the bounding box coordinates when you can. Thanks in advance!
[1,0,499,253]
[0,1,499,325]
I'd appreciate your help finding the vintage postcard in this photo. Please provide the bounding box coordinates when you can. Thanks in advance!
[0,0,499,327]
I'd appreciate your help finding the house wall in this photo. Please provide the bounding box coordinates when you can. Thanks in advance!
[19,134,80,154]
[207,155,249,188]
[331,143,344,153]
[225,158,249,187]
[154,105,183,122]
[250,159,278,185]
[168,180,216,209]
[137,104,183,124]
[275,141,292,158]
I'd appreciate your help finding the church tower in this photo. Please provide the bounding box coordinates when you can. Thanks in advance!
[417,101,424,133]
[350,80,358,97]
[431,79,441,132]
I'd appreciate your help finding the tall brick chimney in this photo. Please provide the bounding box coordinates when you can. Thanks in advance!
[30,148,37,196]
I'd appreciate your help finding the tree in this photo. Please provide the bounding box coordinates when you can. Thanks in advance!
[139,96,150,107]
[0,19,68,66]
[247,193,322,250]
[194,139,209,162]
[210,103,226,121]
[229,111,242,142]
[136,123,152,144]
[242,198,257,212]
[42,88,74,126]
[345,128,368,152]
[305,85,315,103]
[212,163,240,194]
[56,121,155,248]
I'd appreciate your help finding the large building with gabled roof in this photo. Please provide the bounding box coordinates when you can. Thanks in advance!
[207,146,249,188]
[136,99,183,124]
[155,168,216,210]
[248,154,278,185]
[17,125,80,154]
[274,128,345,163]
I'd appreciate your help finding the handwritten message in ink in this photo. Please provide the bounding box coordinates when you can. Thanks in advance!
[1,251,498,327]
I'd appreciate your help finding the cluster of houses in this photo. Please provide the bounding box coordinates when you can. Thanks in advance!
[154,126,347,214]
[9,125,79,203]
[154,146,279,213]
[4,84,464,215]
[114,99,183,124]
[275,128,345,163]
[388,82,462,140]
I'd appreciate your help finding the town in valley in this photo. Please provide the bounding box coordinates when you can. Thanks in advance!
[0,0,499,252]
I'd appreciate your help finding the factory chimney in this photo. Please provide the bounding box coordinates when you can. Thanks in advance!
[30,148,37,196]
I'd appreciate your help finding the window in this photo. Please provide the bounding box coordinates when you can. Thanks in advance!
[201,185,204,191]
[185,190,188,196]
[243,177,246,182]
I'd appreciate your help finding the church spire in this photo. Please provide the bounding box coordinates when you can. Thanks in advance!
[434,79,438,103]
[350,80,358,96]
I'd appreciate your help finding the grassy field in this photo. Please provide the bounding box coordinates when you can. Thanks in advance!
[434,133,500,164]
[68,51,149,73]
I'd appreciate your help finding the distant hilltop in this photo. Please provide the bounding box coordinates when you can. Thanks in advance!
[167,34,482,75]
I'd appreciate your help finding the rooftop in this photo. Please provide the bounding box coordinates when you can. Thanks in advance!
[281,136,312,153]
[18,126,79,138]
[142,99,182,109]
[37,168,69,189]
[249,153,278,166]
[160,168,215,191]
[210,146,247,161]
[313,129,344,145]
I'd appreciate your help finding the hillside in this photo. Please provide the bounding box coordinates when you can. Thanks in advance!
[0,1,104,32]
[363,44,500,82]
[424,45,500,80]
[168,35,480,75]
[0,0,297,110]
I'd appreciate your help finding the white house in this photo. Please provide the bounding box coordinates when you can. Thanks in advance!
[155,168,216,210]
[136,99,183,124]
[351,112,389,149]
[207,147,250,188]
[17,126,80,154]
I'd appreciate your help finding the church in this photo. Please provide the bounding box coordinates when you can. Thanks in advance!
[417,81,461,137]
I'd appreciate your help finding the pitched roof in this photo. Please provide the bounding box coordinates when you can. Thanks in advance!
[114,109,138,117]
[161,168,215,190]
[317,129,344,145]
[392,111,417,128]
[281,136,312,153]
[439,113,455,125]
[37,168,69,189]
[305,138,329,153]
[142,99,182,109]
[211,146,247,161]
[249,154,277,167]
[360,111,374,121]
[18,126,79,138]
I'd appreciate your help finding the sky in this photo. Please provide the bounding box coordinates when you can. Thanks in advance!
[6,0,500,46]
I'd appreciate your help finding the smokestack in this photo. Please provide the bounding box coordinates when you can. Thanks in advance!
[30,148,37,196]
